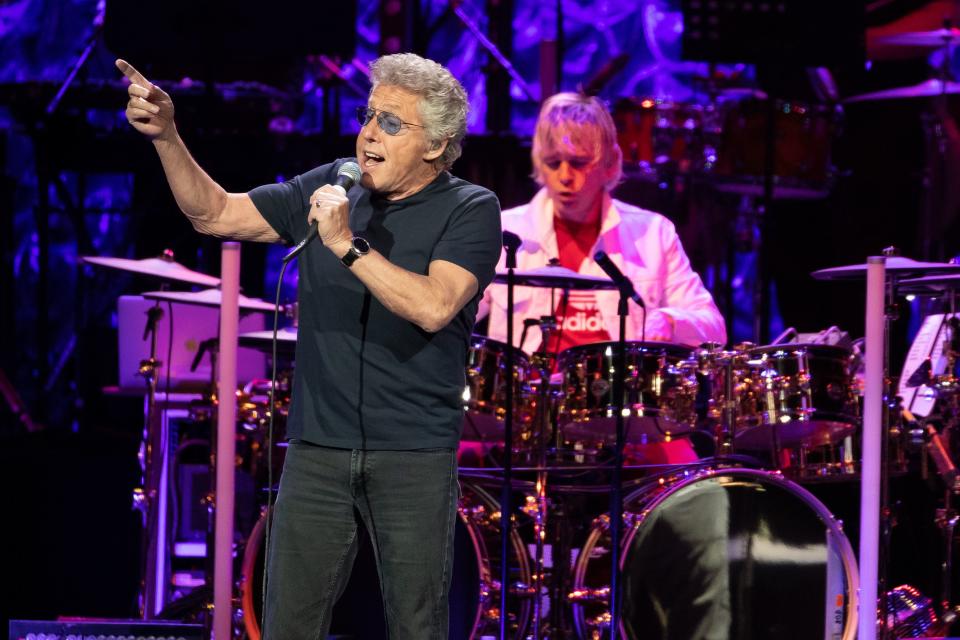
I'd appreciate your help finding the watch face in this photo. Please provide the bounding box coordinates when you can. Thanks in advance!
[342,236,369,267]
[352,237,370,254]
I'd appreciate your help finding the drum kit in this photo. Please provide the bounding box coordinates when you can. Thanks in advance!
[448,252,960,639]
[80,245,960,638]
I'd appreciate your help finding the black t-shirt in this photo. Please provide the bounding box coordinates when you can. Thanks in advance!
[249,159,502,449]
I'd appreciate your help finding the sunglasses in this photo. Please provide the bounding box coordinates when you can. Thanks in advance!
[356,106,424,136]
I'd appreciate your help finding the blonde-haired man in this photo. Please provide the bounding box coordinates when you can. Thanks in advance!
[483,92,725,352]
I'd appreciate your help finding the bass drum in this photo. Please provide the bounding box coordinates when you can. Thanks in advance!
[241,482,532,639]
[570,468,858,640]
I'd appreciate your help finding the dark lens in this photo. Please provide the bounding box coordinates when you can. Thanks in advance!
[356,107,375,127]
[379,112,403,135]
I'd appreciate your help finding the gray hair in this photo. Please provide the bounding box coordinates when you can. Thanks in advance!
[369,53,468,171]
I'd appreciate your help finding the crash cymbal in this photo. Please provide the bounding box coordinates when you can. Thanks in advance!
[844,79,960,103]
[82,254,220,287]
[239,327,298,352]
[494,265,617,290]
[142,288,278,312]
[812,256,960,280]
[878,27,960,47]
[898,273,960,293]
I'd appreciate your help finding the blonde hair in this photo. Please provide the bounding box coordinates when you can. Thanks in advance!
[531,92,623,191]
[370,53,468,171]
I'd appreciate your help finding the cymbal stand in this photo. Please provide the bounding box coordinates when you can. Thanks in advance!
[608,285,630,637]
[879,248,903,640]
[529,317,558,639]
[135,300,167,618]
[933,291,960,625]
[919,19,957,262]
[500,231,521,639]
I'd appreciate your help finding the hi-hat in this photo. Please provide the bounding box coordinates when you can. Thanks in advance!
[142,288,278,312]
[494,265,617,290]
[877,28,960,47]
[812,256,960,280]
[844,79,960,103]
[239,327,298,352]
[82,254,220,287]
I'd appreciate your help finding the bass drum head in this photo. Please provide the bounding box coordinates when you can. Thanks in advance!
[572,468,858,640]
[241,482,531,639]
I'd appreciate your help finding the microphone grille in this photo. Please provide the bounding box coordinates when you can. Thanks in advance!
[338,161,362,185]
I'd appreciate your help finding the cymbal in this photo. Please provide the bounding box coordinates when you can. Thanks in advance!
[494,265,617,290]
[82,255,220,287]
[811,256,960,280]
[142,288,278,312]
[239,327,298,352]
[878,28,960,47]
[844,79,960,103]
[898,273,960,293]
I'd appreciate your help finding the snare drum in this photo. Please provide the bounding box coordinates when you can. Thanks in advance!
[570,467,858,639]
[462,335,533,443]
[733,343,858,449]
[241,482,533,639]
[557,341,697,445]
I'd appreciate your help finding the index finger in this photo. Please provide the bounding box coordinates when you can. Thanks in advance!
[115,59,150,88]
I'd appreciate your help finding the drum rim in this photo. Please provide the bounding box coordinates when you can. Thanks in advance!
[570,467,860,640]
[557,340,693,357]
[748,342,853,356]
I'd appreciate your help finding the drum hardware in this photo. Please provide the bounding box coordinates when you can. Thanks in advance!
[883,584,946,638]
[498,228,521,640]
[527,315,560,640]
[135,295,169,617]
[811,248,958,638]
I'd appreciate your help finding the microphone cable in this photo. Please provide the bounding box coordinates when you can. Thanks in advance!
[260,256,291,633]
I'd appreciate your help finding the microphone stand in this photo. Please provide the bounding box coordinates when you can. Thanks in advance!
[608,282,629,637]
[500,232,521,639]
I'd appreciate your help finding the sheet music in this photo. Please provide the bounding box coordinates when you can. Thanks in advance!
[898,313,948,417]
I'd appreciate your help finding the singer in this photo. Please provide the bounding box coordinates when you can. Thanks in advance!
[117,53,502,639]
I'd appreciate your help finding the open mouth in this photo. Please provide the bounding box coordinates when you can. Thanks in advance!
[362,150,385,167]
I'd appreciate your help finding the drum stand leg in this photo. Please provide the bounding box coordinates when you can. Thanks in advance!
[135,301,168,619]
[936,494,959,627]
[500,233,521,639]
[530,321,557,640]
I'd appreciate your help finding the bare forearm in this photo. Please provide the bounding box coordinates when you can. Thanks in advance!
[335,243,473,333]
[152,131,228,230]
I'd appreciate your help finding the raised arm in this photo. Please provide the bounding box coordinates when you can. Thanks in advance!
[116,59,279,242]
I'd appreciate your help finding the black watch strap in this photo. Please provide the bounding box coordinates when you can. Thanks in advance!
[341,236,370,267]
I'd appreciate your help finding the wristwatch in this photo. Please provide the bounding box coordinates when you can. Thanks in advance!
[340,236,370,267]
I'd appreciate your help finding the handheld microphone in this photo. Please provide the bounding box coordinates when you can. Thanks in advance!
[594,250,645,308]
[283,161,362,263]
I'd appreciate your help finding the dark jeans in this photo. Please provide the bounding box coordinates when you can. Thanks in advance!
[263,442,459,640]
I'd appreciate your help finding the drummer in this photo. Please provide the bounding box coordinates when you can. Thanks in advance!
[477,92,726,463]
[481,92,725,354]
